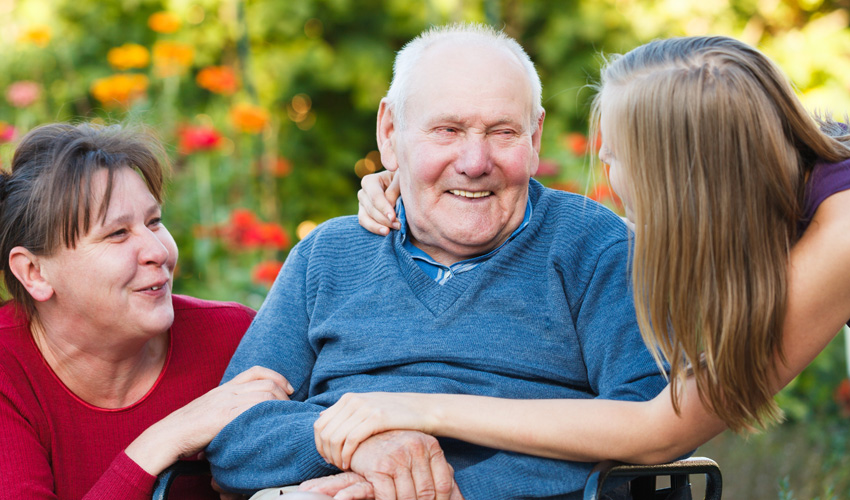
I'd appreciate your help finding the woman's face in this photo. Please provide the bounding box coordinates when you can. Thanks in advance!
[599,93,635,223]
[38,167,178,341]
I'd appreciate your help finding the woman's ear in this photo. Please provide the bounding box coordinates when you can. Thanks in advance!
[8,247,54,302]
[376,99,399,172]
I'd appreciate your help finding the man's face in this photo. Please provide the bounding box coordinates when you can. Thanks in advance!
[384,42,543,265]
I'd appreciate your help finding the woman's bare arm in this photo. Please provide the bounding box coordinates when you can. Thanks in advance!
[315,190,850,470]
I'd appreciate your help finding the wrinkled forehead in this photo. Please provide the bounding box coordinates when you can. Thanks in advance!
[405,42,536,126]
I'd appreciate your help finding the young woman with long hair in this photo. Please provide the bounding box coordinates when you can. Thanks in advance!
[314,35,850,468]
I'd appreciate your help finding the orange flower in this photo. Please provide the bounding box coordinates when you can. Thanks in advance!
[178,124,222,155]
[18,25,51,47]
[564,132,588,157]
[148,11,182,33]
[153,41,194,77]
[107,44,150,71]
[252,260,283,287]
[587,182,623,209]
[230,103,270,134]
[268,156,292,177]
[90,74,149,108]
[196,66,239,95]
[549,181,580,193]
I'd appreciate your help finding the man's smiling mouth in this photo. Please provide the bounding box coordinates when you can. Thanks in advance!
[449,189,492,199]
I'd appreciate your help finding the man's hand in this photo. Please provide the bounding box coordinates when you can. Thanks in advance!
[344,430,463,500]
[299,472,374,499]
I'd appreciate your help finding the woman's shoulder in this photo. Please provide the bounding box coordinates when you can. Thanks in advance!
[0,303,34,364]
[803,158,850,224]
[0,301,27,330]
[172,294,255,314]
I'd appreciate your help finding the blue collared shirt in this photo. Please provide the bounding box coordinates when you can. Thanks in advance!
[397,197,533,285]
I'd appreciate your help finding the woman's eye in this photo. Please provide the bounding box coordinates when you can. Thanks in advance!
[109,229,128,238]
[148,217,163,227]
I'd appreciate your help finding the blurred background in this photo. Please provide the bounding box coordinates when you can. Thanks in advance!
[0,0,847,497]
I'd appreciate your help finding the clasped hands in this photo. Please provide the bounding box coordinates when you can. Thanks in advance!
[302,393,463,500]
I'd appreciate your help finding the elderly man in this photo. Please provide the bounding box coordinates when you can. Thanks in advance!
[206,24,665,500]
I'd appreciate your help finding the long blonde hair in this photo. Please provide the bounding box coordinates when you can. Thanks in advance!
[592,36,850,431]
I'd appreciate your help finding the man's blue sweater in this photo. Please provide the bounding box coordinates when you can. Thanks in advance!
[207,180,667,499]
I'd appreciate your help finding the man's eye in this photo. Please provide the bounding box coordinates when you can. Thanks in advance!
[148,217,163,227]
[109,229,128,237]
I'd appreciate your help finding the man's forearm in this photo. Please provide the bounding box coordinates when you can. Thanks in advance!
[206,400,338,493]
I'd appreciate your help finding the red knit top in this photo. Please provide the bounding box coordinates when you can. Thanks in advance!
[0,295,254,500]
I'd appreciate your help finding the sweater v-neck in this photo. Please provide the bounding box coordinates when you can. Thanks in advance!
[392,234,482,317]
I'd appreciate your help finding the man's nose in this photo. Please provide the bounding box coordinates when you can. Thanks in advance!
[454,135,493,177]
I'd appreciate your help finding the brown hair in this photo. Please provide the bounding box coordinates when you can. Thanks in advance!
[0,122,168,319]
[591,36,850,431]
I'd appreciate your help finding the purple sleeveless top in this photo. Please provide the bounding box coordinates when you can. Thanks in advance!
[799,158,850,327]
[799,158,850,233]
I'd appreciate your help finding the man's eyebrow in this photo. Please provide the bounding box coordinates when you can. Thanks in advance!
[487,117,524,128]
[426,114,464,124]
[425,116,525,128]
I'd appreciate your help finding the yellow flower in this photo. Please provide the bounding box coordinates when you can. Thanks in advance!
[107,44,150,71]
[90,74,149,108]
[152,41,194,77]
[18,25,51,47]
[148,11,181,33]
[230,103,270,134]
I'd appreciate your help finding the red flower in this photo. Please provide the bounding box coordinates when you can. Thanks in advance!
[252,260,283,287]
[0,122,16,143]
[221,209,290,250]
[230,208,258,230]
[835,379,850,417]
[178,124,222,154]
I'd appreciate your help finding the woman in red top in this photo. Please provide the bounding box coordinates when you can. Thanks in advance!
[0,123,292,500]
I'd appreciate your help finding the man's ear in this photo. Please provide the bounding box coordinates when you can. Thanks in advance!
[528,110,546,177]
[376,99,400,172]
[532,110,545,154]
[8,247,54,302]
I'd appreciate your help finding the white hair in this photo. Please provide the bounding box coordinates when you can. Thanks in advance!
[385,23,544,131]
